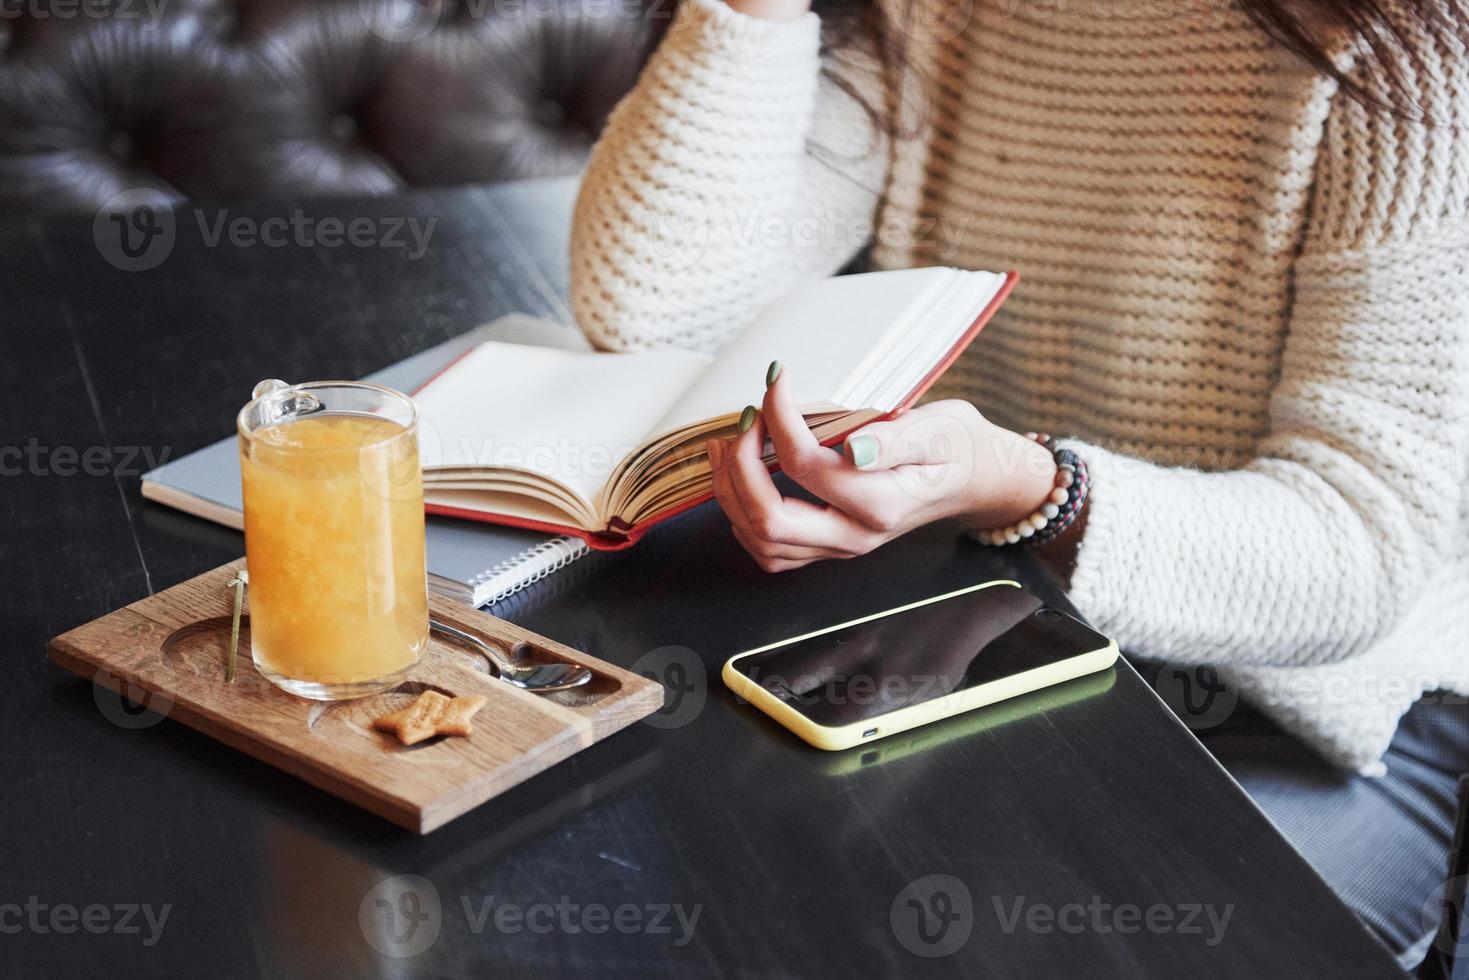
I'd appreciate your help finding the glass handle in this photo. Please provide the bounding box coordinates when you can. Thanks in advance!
[251,378,324,422]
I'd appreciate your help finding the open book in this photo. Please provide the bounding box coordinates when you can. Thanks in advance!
[416,267,1016,549]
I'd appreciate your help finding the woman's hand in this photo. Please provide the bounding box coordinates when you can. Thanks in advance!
[706,365,1059,572]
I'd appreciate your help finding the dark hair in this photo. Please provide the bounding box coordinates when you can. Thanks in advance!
[1236,0,1462,113]
[814,0,1465,120]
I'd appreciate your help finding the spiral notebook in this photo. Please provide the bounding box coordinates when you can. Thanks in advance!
[141,316,591,607]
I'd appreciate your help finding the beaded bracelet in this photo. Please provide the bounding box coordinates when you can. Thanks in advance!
[971,433,1090,547]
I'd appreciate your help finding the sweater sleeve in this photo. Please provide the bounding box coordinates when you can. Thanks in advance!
[1066,25,1469,669]
[570,0,887,352]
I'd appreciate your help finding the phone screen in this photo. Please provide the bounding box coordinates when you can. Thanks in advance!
[728,583,1111,729]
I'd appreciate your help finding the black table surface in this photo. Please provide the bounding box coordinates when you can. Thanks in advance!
[0,179,1405,979]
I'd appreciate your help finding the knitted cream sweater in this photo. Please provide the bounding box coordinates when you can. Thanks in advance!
[571,0,1469,774]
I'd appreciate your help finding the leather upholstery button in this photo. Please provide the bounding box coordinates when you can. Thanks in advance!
[533,100,565,127]
[108,132,137,160]
[329,114,359,142]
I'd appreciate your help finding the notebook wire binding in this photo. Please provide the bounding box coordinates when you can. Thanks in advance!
[469,535,589,607]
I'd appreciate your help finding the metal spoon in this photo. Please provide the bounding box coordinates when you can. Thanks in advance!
[430,619,592,693]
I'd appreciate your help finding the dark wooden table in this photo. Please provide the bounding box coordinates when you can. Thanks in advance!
[0,178,1405,978]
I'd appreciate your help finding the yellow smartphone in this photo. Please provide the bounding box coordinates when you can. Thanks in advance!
[722,580,1118,751]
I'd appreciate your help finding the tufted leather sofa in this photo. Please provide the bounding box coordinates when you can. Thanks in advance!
[0,0,666,214]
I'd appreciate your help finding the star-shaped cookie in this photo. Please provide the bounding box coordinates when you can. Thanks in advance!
[372,690,487,746]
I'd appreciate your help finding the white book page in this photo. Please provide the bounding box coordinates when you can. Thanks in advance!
[413,342,713,506]
[652,267,978,435]
[858,272,1006,410]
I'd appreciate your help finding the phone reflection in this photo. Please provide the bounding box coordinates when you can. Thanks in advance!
[806,668,1116,777]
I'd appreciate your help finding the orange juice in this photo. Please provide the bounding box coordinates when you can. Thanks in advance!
[240,412,428,696]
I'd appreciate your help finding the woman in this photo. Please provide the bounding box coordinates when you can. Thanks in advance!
[571,0,1468,964]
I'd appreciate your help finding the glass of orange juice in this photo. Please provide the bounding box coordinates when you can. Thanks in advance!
[238,381,429,700]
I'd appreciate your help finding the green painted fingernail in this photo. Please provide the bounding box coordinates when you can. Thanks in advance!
[845,434,877,469]
[738,405,758,433]
[765,360,782,387]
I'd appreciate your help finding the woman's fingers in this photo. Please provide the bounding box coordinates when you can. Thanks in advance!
[760,369,844,492]
[729,523,848,566]
[737,494,880,556]
[712,432,784,553]
[714,435,848,570]
[707,370,987,572]
[762,372,986,523]
[707,438,753,532]
[727,419,884,551]
[727,412,787,517]
[759,370,913,528]
[710,418,888,568]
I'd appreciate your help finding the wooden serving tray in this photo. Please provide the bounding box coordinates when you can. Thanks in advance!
[48,560,663,833]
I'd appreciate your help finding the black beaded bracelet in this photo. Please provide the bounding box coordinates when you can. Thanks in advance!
[971,433,1090,547]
